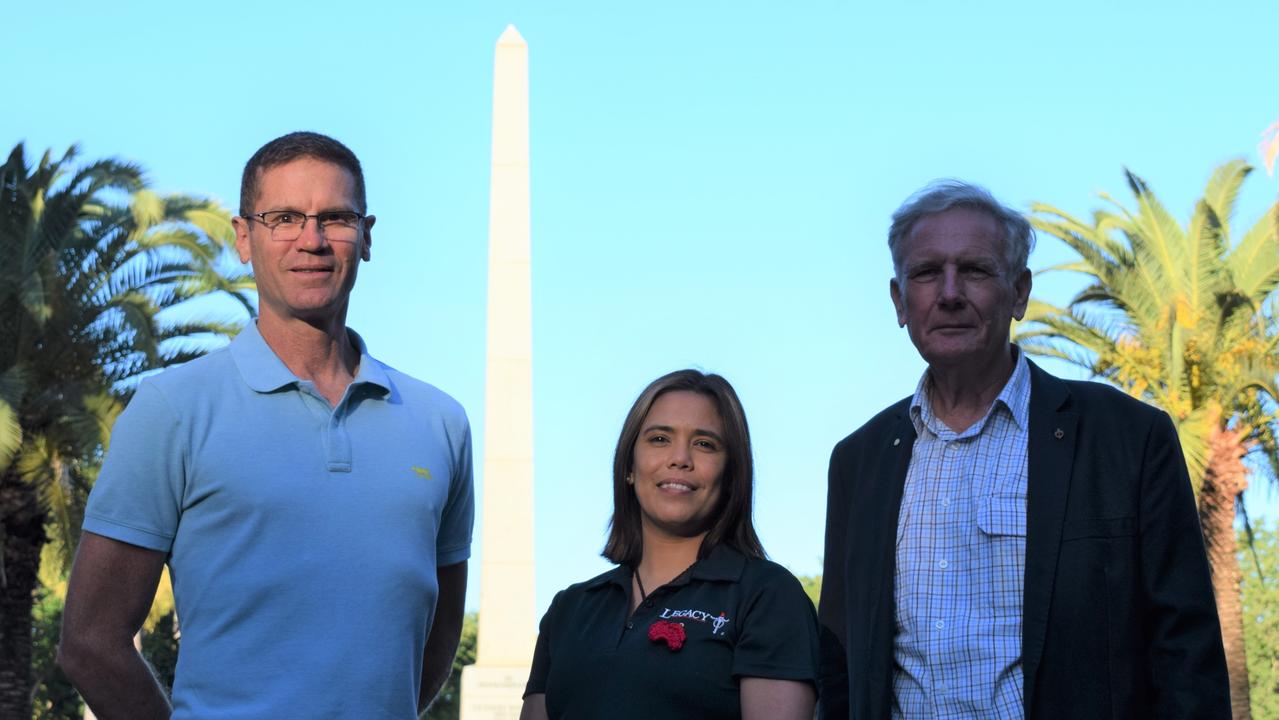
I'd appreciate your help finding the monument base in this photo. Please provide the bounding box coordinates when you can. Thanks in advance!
[459,664,529,720]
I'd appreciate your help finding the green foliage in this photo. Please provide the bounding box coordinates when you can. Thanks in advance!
[1017,160,1279,492]
[0,142,254,576]
[1243,522,1279,719]
[424,612,478,720]
[797,573,821,609]
[2,142,254,718]
[30,589,81,720]
[140,610,181,692]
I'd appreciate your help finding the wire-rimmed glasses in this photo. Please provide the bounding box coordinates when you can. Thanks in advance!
[244,210,366,242]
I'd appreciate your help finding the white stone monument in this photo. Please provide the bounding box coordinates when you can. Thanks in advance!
[459,24,536,720]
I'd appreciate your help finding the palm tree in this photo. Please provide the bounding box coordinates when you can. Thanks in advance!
[1016,159,1279,719]
[0,143,254,717]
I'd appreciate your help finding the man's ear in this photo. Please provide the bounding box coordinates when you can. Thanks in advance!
[232,216,252,264]
[1011,268,1032,321]
[890,277,907,327]
[361,215,375,261]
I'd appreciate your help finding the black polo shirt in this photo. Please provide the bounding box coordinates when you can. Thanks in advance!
[524,544,820,719]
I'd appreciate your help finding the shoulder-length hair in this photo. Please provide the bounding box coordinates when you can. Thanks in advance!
[602,369,765,566]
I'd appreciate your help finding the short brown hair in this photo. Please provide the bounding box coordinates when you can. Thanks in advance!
[239,131,366,216]
[602,369,765,566]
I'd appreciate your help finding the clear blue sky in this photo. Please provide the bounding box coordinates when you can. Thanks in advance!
[5,1,1277,621]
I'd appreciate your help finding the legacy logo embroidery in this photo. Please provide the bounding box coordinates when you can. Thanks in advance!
[411,466,433,480]
[659,608,732,635]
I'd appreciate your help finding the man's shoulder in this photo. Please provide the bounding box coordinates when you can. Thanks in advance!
[1034,366,1165,420]
[373,359,468,422]
[832,395,912,456]
[132,343,238,403]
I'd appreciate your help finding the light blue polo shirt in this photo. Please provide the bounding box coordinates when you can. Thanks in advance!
[84,322,474,720]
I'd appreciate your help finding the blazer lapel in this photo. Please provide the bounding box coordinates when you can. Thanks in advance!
[1022,362,1077,714]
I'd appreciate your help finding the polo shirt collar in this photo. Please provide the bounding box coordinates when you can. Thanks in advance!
[585,544,749,592]
[230,321,391,395]
[687,543,747,583]
[348,329,392,394]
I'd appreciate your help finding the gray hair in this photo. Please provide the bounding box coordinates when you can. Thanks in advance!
[888,179,1034,283]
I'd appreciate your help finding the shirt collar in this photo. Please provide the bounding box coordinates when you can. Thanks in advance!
[229,321,391,395]
[910,345,1032,435]
[585,544,749,592]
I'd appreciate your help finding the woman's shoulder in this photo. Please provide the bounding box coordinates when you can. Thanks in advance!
[544,564,629,611]
[739,555,805,585]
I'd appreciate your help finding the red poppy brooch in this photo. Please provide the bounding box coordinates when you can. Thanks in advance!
[648,619,686,652]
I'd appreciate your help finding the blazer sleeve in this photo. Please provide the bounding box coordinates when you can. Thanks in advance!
[817,442,851,719]
[1139,411,1230,718]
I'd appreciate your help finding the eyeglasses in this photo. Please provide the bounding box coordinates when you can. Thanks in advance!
[244,210,366,242]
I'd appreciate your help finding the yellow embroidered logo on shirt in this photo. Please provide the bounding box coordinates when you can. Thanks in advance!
[411,466,433,480]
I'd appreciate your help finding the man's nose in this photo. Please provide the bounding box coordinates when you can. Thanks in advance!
[295,217,328,251]
[938,267,964,305]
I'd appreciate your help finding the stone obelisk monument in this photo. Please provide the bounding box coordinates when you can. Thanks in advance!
[459,25,535,720]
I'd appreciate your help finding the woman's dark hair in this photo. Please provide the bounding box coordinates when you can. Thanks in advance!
[602,369,765,566]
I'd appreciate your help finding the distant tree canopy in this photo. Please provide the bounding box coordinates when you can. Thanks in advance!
[798,574,821,609]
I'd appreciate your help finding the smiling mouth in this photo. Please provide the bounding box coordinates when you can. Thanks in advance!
[657,481,697,492]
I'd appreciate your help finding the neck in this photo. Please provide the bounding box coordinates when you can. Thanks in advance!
[636,526,704,589]
[255,311,359,406]
[926,345,1017,433]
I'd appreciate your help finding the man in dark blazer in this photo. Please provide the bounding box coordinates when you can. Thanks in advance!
[817,180,1230,719]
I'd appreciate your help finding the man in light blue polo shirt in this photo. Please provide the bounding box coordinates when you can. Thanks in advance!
[59,132,473,720]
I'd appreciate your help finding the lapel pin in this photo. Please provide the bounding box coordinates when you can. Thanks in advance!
[1054,428,1064,439]
[893,438,901,446]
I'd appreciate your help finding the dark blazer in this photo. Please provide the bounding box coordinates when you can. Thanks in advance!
[817,361,1230,719]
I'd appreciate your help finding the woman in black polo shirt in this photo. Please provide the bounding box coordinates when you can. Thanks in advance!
[521,369,819,720]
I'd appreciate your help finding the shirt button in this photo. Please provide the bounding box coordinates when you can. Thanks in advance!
[938,560,949,569]
[934,620,945,630]
[940,498,950,507]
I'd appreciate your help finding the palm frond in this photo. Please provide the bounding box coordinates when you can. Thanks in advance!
[1200,159,1251,240]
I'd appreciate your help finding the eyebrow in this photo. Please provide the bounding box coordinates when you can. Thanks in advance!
[906,254,1000,270]
[642,424,725,444]
[263,205,359,214]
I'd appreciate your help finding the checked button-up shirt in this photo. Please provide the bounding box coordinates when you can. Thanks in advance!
[892,348,1031,720]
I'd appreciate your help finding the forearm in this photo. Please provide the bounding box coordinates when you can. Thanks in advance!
[419,561,468,712]
[418,620,462,712]
[59,638,171,720]
[60,533,171,720]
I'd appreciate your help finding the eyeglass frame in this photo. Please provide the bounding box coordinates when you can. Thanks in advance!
[242,209,369,240]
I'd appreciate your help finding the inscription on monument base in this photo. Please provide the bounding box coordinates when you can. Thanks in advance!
[459,665,528,720]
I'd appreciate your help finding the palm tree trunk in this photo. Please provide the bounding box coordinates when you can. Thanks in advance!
[1198,426,1252,720]
[0,467,46,719]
